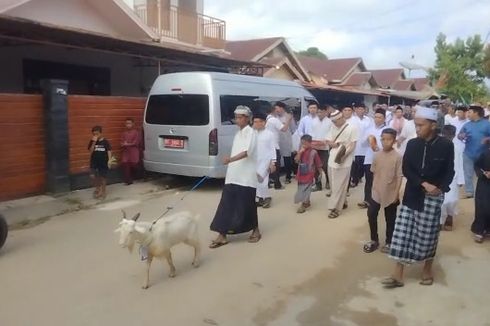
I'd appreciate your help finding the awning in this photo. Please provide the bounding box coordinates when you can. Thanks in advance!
[378,88,440,100]
[0,15,263,70]
[302,82,388,97]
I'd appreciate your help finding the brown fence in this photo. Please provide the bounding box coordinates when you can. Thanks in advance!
[68,96,146,174]
[0,94,45,200]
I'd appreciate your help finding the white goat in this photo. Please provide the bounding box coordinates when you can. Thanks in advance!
[115,210,201,289]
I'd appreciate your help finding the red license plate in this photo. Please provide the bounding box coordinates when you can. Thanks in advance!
[164,138,184,149]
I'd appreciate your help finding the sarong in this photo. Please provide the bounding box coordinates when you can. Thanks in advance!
[210,184,258,234]
[327,166,351,210]
[294,182,313,204]
[389,194,444,265]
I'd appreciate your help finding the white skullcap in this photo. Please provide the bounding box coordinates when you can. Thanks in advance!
[234,105,252,116]
[330,110,342,121]
[415,106,438,121]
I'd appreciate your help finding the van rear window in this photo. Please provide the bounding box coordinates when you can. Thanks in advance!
[220,95,301,125]
[145,95,209,126]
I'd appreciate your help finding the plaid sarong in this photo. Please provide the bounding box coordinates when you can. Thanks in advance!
[389,194,444,265]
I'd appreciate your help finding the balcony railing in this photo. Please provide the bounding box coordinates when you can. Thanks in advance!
[134,3,226,49]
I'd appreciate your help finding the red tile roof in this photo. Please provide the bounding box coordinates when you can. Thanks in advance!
[392,80,415,91]
[342,72,376,87]
[412,77,429,91]
[298,56,363,82]
[225,37,282,61]
[370,69,405,88]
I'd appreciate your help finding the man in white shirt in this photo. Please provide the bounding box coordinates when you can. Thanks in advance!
[210,106,260,248]
[297,101,318,137]
[351,103,373,188]
[311,105,333,193]
[449,106,469,185]
[266,102,293,189]
[253,111,276,209]
[326,110,358,219]
[359,108,388,209]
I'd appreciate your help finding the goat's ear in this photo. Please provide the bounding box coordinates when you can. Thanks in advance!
[114,227,121,233]
[121,210,127,220]
[132,213,141,221]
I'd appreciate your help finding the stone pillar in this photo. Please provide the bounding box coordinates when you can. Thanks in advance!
[40,79,70,194]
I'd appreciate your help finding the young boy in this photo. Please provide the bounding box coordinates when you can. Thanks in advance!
[88,126,112,199]
[472,145,490,243]
[440,125,459,231]
[294,134,323,213]
[363,128,402,253]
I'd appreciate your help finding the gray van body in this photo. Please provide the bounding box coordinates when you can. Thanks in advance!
[143,72,316,178]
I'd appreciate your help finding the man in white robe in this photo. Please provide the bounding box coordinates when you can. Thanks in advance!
[326,110,358,219]
[210,106,260,248]
[254,112,276,208]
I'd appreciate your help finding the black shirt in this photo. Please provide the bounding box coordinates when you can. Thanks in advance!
[475,148,490,183]
[402,136,454,211]
[88,139,112,168]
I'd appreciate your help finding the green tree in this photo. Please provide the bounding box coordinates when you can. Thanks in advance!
[484,44,490,78]
[429,33,488,103]
[297,47,327,60]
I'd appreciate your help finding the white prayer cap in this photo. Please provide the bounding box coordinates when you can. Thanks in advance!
[330,110,343,121]
[234,105,252,116]
[415,106,438,121]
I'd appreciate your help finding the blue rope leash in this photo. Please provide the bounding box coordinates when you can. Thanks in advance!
[150,176,209,229]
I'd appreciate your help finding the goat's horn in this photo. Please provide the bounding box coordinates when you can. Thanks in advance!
[121,210,127,220]
[132,213,141,221]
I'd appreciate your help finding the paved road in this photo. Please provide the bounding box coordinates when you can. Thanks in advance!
[1,180,489,326]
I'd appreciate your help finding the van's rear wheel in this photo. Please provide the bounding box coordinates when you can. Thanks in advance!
[0,214,8,250]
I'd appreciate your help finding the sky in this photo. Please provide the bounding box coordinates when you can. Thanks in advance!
[125,0,490,77]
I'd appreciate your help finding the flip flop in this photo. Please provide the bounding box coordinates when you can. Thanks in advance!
[357,202,369,209]
[328,209,340,219]
[381,277,404,289]
[209,240,229,249]
[419,277,434,286]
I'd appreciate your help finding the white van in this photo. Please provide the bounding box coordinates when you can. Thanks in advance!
[143,72,316,178]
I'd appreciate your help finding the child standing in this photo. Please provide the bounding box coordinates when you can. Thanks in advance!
[440,125,459,231]
[363,128,402,253]
[294,134,323,213]
[88,126,112,199]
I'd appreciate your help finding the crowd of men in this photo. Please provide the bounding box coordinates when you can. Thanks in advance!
[207,100,490,288]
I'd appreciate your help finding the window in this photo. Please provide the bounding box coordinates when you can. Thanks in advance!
[145,94,209,125]
[220,95,301,125]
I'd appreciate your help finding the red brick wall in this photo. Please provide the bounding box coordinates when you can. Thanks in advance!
[0,94,46,200]
[68,96,146,174]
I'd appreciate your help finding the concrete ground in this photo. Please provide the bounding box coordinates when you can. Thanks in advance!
[0,179,489,326]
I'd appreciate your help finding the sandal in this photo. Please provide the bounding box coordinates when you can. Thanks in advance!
[209,240,229,249]
[357,201,369,209]
[380,244,390,254]
[363,241,379,253]
[381,277,404,288]
[328,209,340,219]
[419,277,434,286]
[248,234,262,243]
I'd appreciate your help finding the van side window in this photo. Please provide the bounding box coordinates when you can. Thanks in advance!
[220,95,301,125]
[145,94,209,126]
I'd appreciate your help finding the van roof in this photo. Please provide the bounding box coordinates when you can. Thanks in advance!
[155,71,304,88]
